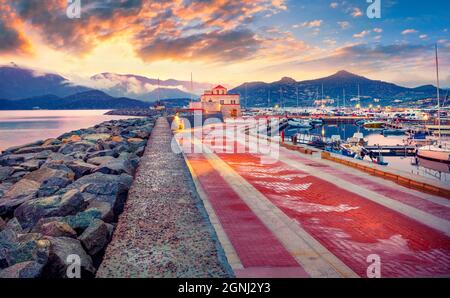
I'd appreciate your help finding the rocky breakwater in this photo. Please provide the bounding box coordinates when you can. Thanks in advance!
[0,117,156,278]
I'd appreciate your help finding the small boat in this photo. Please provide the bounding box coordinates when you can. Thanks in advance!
[355,119,365,126]
[363,121,385,129]
[347,133,368,146]
[288,119,312,129]
[309,118,323,126]
[382,129,407,136]
[417,144,450,164]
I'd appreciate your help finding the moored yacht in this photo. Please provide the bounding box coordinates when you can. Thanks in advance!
[417,44,450,164]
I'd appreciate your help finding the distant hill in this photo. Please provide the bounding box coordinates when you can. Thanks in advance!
[0,90,150,110]
[90,72,206,101]
[0,64,90,99]
[230,70,444,107]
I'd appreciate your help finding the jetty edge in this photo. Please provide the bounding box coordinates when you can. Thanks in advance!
[0,116,156,277]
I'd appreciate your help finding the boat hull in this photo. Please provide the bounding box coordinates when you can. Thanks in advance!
[417,148,450,164]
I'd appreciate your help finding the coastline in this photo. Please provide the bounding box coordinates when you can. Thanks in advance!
[0,116,157,277]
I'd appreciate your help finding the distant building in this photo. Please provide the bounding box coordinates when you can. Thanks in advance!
[189,85,241,118]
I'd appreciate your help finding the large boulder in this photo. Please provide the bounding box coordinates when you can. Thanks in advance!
[82,134,111,142]
[0,155,25,166]
[2,141,44,155]
[45,152,75,164]
[78,219,111,256]
[86,156,115,166]
[20,159,45,171]
[14,145,61,155]
[62,209,103,233]
[58,141,94,155]
[0,260,45,278]
[0,220,48,271]
[86,149,116,159]
[43,236,95,278]
[0,167,14,181]
[14,189,87,229]
[0,179,40,217]
[66,160,97,179]
[26,166,75,197]
[38,221,77,238]
[59,173,132,221]
[92,158,134,176]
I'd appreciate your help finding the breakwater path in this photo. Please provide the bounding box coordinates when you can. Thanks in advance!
[97,118,232,277]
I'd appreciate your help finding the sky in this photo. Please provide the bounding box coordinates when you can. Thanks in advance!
[0,0,449,89]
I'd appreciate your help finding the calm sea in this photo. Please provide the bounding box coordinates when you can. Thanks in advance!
[0,110,139,152]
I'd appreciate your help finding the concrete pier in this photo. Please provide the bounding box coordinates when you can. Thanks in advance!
[97,118,232,277]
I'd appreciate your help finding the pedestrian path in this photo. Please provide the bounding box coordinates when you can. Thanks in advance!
[97,118,232,277]
[180,122,450,278]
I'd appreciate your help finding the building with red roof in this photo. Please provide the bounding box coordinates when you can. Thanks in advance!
[189,85,241,118]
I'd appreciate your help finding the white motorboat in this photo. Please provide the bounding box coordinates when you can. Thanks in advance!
[417,44,450,165]
[288,119,312,129]
[417,144,450,164]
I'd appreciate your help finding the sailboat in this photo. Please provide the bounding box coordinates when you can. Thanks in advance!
[417,44,450,164]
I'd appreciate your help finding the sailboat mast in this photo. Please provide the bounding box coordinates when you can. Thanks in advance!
[157,78,160,102]
[357,84,360,108]
[268,87,270,108]
[343,88,346,109]
[296,85,299,109]
[435,44,441,142]
[190,72,193,104]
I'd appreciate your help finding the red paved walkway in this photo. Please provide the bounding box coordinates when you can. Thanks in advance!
[186,153,309,278]
[181,124,450,277]
[280,148,450,221]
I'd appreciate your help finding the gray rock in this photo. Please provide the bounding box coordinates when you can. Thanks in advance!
[46,152,75,164]
[14,145,61,155]
[0,167,14,181]
[86,201,114,223]
[14,189,87,229]
[0,217,5,231]
[34,150,53,160]
[86,156,116,166]
[86,149,116,159]
[0,179,40,217]
[0,155,25,166]
[0,260,45,278]
[93,159,134,176]
[37,177,72,197]
[79,219,111,255]
[38,221,77,238]
[58,141,94,155]
[20,159,45,171]
[82,133,111,142]
[43,236,95,278]
[2,141,44,154]
[67,160,97,179]
[60,173,132,220]
[62,209,103,233]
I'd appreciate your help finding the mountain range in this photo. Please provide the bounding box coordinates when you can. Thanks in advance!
[0,65,445,109]
[230,70,445,107]
[90,72,204,101]
[0,90,149,110]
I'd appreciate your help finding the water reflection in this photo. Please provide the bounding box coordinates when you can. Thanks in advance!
[308,123,449,183]
[0,110,140,151]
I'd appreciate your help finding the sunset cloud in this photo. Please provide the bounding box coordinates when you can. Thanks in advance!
[402,29,418,35]
[0,0,289,63]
